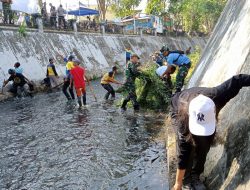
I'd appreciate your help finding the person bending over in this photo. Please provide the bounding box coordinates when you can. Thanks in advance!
[101,66,122,100]
[3,69,32,97]
[171,74,250,190]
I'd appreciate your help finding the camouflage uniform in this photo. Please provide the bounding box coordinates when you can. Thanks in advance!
[162,77,174,100]
[121,61,140,110]
[175,64,191,93]
[2,1,12,24]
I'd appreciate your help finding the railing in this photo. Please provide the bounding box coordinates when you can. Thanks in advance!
[0,9,208,37]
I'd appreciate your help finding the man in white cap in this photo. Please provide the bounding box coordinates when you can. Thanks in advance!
[156,65,176,98]
[171,74,250,190]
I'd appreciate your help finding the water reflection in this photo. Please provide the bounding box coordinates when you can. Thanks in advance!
[0,85,169,189]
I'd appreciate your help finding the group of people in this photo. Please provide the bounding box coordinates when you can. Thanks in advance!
[121,45,192,111]
[2,46,250,190]
[123,47,250,190]
[41,2,66,29]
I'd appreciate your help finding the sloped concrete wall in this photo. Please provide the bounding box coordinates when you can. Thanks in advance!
[188,0,250,189]
[0,29,206,83]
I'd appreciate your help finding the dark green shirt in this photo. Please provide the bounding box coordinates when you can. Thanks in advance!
[125,61,140,84]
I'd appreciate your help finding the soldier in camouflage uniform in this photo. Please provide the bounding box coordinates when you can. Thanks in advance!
[121,53,141,111]
[1,0,13,24]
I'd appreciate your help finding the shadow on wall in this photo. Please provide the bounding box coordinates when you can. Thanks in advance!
[206,118,250,190]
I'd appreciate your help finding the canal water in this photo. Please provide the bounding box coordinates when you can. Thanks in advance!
[0,78,169,190]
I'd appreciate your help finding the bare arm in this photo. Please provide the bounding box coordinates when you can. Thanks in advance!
[172,169,186,190]
[3,79,9,87]
[108,78,122,85]
[161,65,173,78]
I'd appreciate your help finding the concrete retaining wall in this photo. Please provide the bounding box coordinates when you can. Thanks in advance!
[187,0,250,189]
[0,28,207,84]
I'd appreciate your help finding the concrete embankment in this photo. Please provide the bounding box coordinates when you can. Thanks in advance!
[168,0,250,189]
[0,27,207,101]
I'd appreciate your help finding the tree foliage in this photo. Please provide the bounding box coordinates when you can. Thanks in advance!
[168,0,227,34]
[110,0,141,18]
[145,0,167,16]
[97,0,112,21]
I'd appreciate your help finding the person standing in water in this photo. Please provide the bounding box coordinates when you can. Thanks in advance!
[46,58,59,88]
[121,54,141,112]
[70,59,89,107]
[171,74,250,190]
[101,66,122,100]
[62,55,75,100]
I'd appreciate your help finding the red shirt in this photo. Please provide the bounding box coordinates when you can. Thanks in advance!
[70,66,85,88]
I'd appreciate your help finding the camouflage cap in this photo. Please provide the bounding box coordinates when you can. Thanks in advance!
[131,53,140,59]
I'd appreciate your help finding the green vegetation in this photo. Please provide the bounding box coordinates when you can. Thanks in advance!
[168,0,227,34]
[108,0,227,34]
[145,0,166,16]
[117,47,201,110]
[110,0,141,17]
[18,23,27,37]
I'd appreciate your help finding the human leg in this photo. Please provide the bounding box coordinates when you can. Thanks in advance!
[49,76,56,88]
[175,65,190,93]
[121,95,130,110]
[102,84,111,100]
[130,91,139,111]
[109,85,115,99]
[62,17,66,28]
[9,85,18,96]
[69,82,75,99]
[62,80,71,100]
[3,8,8,24]
[76,88,83,107]
[80,87,86,105]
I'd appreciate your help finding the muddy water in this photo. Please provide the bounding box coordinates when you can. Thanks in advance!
[0,79,169,190]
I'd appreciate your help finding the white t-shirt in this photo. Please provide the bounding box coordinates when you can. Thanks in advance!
[156,66,168,76]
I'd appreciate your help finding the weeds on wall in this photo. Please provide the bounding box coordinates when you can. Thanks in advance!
[18,23,27,37]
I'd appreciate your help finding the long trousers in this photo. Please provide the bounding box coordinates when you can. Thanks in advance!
[102,84,115,100]
[62,80,75,100]
[175,63,191,93]
[121,89,139,110]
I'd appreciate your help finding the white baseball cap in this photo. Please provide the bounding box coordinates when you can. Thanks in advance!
[189,95,216,136]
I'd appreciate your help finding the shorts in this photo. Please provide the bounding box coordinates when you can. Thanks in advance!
[75,86,86,97]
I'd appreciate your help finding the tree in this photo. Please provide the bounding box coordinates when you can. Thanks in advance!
[168,0,227,34]
[110,0,141,18]
[145,0,167,16]
[97,0,112,21]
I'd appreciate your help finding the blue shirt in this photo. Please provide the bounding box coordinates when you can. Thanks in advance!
[15,67,23,74]
[167,53,190,66]
[126,50,132,59]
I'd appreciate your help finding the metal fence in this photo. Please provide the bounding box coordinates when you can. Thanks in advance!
[0,9,207,37]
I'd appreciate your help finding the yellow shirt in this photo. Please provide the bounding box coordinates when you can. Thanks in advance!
[47,67,55,76]
[66,61,75,70]
[101,72,115,84]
